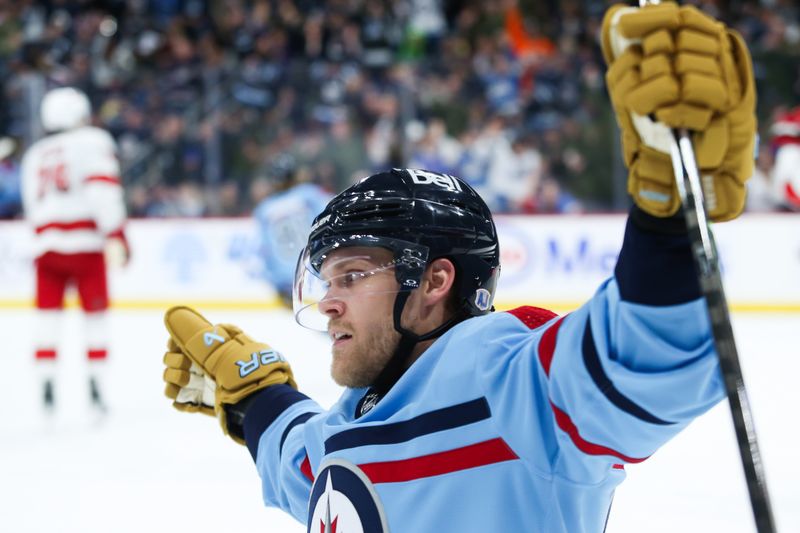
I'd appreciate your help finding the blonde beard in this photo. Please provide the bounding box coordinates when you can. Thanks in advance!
[331,319,401,389]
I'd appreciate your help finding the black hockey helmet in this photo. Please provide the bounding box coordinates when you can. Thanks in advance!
[293,168,500,395]
[295,168,500,324]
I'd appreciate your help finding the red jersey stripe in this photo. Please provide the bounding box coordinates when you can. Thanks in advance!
[506,306,558,331]
[785,183,800,207]
[300,455,314,482]
[550,401,648,464]
[36,219,97,234]
[84,175,121,186]
[107,228,126,240]
[359,438,518,484]
[538,316,566,377]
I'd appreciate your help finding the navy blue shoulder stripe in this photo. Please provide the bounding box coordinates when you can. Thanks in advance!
[582,320,674,426]
[243,384,313,461]
[325,397,491,454]
[278,412,315,457]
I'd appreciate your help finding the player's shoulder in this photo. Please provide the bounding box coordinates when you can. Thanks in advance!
[462,306,559,331]
[21,135,54,168]
[70,125,116,147]
[502,306,560,330]
[292,182,333,201]
[254,189,285,212]
[445,306,560,348]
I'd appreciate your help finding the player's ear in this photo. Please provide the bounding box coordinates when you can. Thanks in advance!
[422,258,456,307]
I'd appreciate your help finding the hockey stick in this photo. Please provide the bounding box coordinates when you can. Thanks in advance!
[668,130,776,533]
[636,2,777,531]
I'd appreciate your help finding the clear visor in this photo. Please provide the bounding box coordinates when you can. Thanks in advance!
[293,249,410,332]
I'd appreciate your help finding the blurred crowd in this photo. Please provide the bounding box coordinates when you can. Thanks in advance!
[0,0,798,219]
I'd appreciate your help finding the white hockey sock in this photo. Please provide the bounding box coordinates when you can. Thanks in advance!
[87,358,108,384]
[36,359,57,385]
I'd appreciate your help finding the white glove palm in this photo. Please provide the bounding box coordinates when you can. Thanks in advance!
[163,340,215,416]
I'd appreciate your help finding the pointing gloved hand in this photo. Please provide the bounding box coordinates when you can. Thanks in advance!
[163,306,296,444]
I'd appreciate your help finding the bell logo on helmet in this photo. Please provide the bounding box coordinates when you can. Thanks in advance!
[474,288,492,312]
[311,214,331,233]
[405,169,463,192]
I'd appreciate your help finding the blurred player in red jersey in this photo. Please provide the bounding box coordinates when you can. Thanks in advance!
[771,106,800,211]
[21,87,129,416]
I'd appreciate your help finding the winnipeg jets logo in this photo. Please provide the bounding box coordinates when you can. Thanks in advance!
[318,475,344,533]
[307,459,388,533]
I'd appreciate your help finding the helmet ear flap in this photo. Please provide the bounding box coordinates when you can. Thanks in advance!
[452,255,499,316]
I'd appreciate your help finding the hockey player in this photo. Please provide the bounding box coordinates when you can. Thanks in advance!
[21,87,129,415]
[252,154,332,308]
[770,106,800,211]
[161,3,756,531]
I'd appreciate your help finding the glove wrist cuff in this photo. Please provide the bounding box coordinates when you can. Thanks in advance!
[223,393,259,443]
[630,204,688,235]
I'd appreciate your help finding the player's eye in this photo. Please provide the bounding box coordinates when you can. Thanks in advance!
[340,271,364,288]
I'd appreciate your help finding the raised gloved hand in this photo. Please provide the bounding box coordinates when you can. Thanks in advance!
[163,306,296,444]
[601,2,757,221]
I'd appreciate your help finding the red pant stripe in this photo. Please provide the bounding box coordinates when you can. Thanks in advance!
[87,349,107,360]
[36,349,57,360]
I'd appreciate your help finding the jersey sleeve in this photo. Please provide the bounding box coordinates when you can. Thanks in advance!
[242,384,324,523]
[489,208,725,483]
[80,128,126,235]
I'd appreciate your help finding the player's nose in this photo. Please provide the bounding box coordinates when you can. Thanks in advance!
[318,296,344,317]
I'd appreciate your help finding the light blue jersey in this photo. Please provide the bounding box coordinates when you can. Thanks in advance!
[241,213,725,532]
[253,183,332,298]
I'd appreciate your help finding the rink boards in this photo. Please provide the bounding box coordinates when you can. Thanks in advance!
[0,214,798,313]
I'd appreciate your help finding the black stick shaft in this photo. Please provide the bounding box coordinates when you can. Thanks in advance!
[673,131,776,533]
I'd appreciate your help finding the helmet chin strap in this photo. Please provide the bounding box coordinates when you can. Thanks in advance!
[369,290,465,396]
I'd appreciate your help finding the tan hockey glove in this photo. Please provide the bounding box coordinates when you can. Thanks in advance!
[601,2,757,221]
[163,338,215,416]
[163,306,297,444]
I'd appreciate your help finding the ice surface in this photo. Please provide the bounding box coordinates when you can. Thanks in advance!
[1,308,796,532]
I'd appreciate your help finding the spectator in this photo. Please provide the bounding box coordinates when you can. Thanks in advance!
[0,0,795,217]
[0,136,21,218]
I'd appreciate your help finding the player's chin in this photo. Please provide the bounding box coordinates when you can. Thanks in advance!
[331,350,374,389]
[330,361,360,388]
[330,348,352,382]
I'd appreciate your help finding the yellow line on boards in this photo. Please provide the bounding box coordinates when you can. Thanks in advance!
[0,299,283,311]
